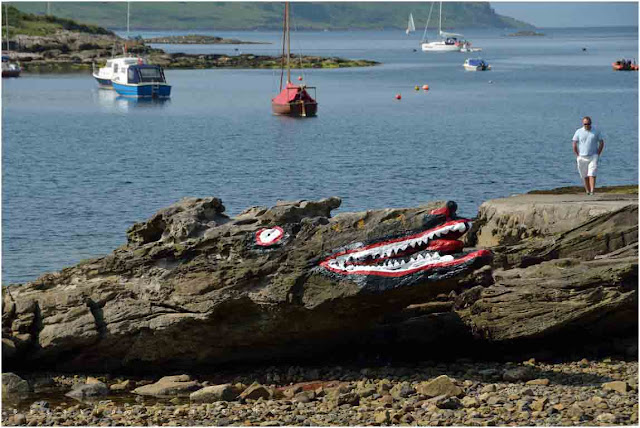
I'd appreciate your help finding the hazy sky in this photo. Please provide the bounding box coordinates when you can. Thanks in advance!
[491,2,639,28]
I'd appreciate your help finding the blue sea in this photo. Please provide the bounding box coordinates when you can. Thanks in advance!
[2,27,638,284]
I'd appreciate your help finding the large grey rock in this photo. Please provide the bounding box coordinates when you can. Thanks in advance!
[132,377,201,397]
[416,375,463,398]
[458,191,638,342]
[469,192,637,248]
[190,384,239,402]
[3,197,490,371]
[2,373,31,400]
[65,381,109,400]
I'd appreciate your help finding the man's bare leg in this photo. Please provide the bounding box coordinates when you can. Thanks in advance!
[583,177,591,194]
[588,176,596,194]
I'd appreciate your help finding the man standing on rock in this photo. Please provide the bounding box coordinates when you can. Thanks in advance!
[572,116,604,195]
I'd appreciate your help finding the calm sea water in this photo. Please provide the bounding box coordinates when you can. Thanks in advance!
[2,27,638,284]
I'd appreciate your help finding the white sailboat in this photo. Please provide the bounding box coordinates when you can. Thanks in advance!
[406,13,415,35]
[420,2,463,53]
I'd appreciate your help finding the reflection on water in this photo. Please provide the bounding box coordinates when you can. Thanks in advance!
[94,89,171,112]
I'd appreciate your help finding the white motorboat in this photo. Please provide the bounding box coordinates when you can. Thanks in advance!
[420,2,464,53]
[92,56,146,89]
[463,58,491,71]
[460,42,482,53]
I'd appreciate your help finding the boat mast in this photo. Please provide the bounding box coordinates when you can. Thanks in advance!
[286,2,291,84]
[126,2,130,39]
[438,1,442,36]
[279,2,286,91]
[421,2,435,43]
[5,3,9,52]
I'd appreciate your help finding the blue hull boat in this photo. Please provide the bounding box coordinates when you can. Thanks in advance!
[112,82,171,98]
[111,64,171,98]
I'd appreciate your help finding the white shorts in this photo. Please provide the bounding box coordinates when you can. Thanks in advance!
[577,155,598,178]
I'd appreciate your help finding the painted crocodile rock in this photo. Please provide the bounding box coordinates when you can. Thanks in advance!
[2,197,491,371]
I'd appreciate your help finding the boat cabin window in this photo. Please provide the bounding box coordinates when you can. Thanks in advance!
[128,68,136,82]
[113,63,119,73]
[138,67,165,83]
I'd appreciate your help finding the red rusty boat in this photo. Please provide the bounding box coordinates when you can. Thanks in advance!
[271,2,317,117]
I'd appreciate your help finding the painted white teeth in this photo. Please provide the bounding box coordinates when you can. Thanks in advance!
[328,221,472,273]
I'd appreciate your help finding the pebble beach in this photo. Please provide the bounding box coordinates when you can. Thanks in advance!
[3,355,638,426]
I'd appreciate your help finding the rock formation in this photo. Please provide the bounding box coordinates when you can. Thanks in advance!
[458,192,638,343]
[2,190,637,372]
[2,197,489,372]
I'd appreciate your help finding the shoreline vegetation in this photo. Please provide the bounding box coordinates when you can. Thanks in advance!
[508,30,545,37]
[2,7,379,72]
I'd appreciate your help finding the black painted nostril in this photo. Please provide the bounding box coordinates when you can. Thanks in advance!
[446,201,458,216]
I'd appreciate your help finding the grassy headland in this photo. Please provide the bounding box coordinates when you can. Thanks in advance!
[9,2,534,31]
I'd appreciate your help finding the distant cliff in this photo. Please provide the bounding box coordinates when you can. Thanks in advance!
[8,2,534,31]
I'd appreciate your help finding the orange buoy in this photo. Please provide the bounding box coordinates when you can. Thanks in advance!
[298,76,303,81]
[395,94,402,100]
[422,84,429,90]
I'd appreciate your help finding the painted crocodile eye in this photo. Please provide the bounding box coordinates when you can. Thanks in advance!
[255,227,284,246]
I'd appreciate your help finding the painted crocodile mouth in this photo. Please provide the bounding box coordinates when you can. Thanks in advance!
[320,219,486,277]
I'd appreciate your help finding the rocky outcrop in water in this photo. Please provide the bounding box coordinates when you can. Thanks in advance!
[2,197,489,372]
[143,35,269,44]
[2,189,637,373]
[10,32,378,72]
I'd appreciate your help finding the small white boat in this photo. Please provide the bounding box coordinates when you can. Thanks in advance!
[92,57,146,89]
[460,42,482,53]
[463,58,491,71]
[2,55,21,77]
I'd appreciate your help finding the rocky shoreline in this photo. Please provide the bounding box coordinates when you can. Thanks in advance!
[143,35,270,44]
[3,353,638,426]
[2,186,637,425]
[8,31,378,72]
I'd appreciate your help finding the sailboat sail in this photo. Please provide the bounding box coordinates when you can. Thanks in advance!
[406,13,415,35]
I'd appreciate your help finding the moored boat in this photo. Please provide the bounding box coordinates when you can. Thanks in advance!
[420,2,466,53]
[2,5,20,78]
[612,59,638,71]
[111,63,171,98]
[272,82,318,116]
[271,2,317,117]
[92,57,146,89]
[2,55,21,77]
[463,58,491,71]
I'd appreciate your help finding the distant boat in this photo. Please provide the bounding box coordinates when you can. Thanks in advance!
[421,2,464,53]
[2,55,21,78]
[271,2,317,117]
[463,58,491,71]
[406,13,415,35]
[111,61,171,98]
[612,59,638,71]
[2,4,21,78]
